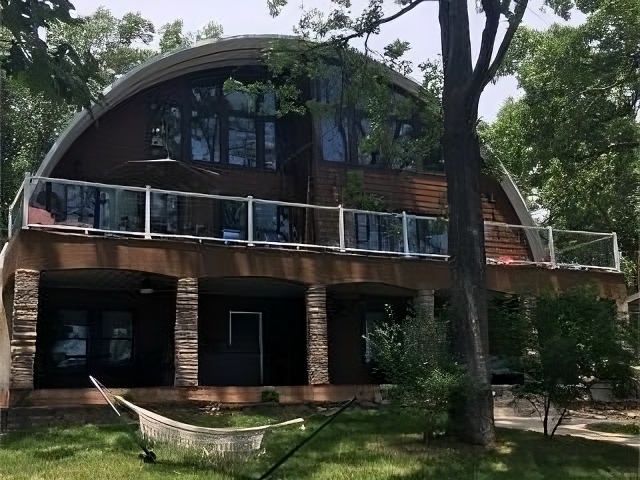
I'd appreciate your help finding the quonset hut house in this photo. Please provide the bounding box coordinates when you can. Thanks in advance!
[0,36,626,411]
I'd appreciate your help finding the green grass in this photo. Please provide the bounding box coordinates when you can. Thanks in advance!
[586,422,640,435]
[0,406,638,479]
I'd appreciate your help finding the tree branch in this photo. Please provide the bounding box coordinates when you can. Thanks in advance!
[334,0,433,45]
[471,0,501,88]
[469,0,528,107]
[482,0,528,89]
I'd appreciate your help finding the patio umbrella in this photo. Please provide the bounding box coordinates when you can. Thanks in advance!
[106,158,222,193]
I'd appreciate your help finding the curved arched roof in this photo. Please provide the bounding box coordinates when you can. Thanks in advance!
[35,34,536,228]
[36,35,419,177]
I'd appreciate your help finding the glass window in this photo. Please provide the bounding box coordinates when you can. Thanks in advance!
[51,310,88,368]
[228,116,257,167]
[49,310,133,370]
[320,117,347,162]
[153,78,279,168]
[264,121,276,170]
[149,99,182,160]
[93,311,133,366]
[260,92,277,116]
[226,91,256,113]
[191,82,221,162]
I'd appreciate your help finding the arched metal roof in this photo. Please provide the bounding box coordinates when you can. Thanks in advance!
[36,35,419,177]
[34,34,535,227]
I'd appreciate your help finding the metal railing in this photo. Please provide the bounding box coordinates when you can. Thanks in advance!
[8,175,621,272]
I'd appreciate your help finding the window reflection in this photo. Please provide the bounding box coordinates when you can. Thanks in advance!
[95,311,133,366]
[186,79,277,168]
[49,310,133,370]
[191,82,221,162]
[149,98,182,160]
[253,203,293,242]
[264,121,276,169]
[51,310,88,368]
[228,116,257,167]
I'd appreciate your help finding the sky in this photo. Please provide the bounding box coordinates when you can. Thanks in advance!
[73,0,584,122]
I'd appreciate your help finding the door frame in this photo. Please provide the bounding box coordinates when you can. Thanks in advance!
[228,311,263,384]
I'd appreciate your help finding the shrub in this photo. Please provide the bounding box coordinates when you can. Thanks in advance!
[368,304,466,442]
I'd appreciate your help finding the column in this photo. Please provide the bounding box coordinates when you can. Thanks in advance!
[10,269,40,390]
[306,284,329,385]
[409,289,436,358]
[414,289,435,319]
[174,278,199,387]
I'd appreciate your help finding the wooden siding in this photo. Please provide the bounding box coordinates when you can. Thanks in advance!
[312,162,532,261]
[4,230,627,302]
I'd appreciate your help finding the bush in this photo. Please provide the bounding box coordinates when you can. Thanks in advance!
[489,286,635,438]
[368,304,466,442]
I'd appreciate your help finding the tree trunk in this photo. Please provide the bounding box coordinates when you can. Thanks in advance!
[442,89,495,446]
[439,0,495,447]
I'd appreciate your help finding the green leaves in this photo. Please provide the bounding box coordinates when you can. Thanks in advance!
[482,0,640,287]
[47,7,157,96]
[368,304,466,437]
[158,19,224,54]
[489,287,635,436]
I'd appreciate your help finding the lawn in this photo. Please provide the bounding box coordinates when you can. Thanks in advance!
[0,405,638,479]
[586,422,640,435]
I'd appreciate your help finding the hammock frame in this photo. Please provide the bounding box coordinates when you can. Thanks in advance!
[89,376,304,457]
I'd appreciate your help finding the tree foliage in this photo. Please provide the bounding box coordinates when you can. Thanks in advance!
[481,0,640,287]
[46,7,156,95]
[265,0,597,446]
[490,287,635,438]
[369,304,466,443]
[159,19,223,53]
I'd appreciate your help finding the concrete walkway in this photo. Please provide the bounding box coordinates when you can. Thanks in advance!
[495,410,640,447]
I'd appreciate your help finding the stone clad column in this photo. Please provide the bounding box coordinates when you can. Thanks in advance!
[174,278,199,387]
[410,289,436,350]
[306,284,329,385]
[414,289,435,319]
[10,270,40,390]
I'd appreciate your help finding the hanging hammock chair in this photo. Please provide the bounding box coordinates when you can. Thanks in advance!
[90,376,304,457]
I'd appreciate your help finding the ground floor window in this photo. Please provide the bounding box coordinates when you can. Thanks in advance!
[38,309,133,388]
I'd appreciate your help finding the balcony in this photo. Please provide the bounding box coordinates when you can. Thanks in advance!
[9,175,621,272]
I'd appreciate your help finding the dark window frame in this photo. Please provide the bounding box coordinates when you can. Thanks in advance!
[146,72,279,170]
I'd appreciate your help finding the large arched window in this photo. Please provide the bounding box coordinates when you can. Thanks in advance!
[188,79,277,169]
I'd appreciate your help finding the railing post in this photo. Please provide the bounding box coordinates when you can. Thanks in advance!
[144,185,151,239]
[612,232,620,271]
[247,196,254,246]
[22,173,31,228]
[548,226,556,266]
[338,205,345,252]
[402,211,409,256]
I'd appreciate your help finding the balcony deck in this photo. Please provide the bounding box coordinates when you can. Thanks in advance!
[8,175,621,275]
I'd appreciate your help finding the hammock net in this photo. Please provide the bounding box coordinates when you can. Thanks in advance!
[90,377,304,460]
[115,395,303,457]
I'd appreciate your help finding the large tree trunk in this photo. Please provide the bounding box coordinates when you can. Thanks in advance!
[442,93,494,446]
[439,0,495,447]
